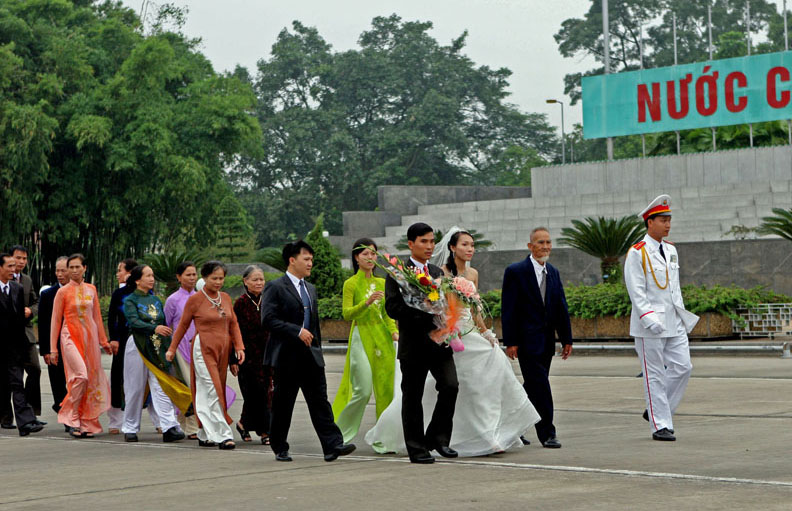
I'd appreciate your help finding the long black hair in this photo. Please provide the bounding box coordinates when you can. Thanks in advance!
[445,230,473,277]
[351,238,377,273]
[126,265,149,292]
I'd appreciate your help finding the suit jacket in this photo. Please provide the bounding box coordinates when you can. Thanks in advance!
[261,275,324,369]
[384,260,447,361]
[501,257,573,356]
[38,284,62,356]
[16,273,38,344]
[108,285,134,343]
[0,281,28,364]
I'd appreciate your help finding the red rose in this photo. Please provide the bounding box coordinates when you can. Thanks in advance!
[419,276,431,286]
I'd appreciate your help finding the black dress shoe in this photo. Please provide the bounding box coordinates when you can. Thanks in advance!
[409,452,435,464]
[35,420,47,426]
[198,439,217,447]
[163,426,185,443]
[125,433,139,442]
[1,422,16,430]
[275,451,293,462]
[541,436,562,448]
[652,428,676,441]
[324,443,357,462]
[519,436,531,445]
[435,446,458,458]
[18,422,44,437]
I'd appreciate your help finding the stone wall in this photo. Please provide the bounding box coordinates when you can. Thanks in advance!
[472,238,792,295]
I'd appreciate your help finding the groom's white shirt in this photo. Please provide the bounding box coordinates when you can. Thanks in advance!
[409,257,428,272]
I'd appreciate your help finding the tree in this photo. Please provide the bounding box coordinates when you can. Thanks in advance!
[144,248,208,295]
[556,1,783,104]
[214,196,254,262]
[306,214,345,298]
[0,1,261,293]
[230,16,559,247]
[558,216,646,283]
[759,208,792,242]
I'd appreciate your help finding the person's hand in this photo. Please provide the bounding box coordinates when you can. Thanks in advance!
[429,328,445,344]
[24,307,31,318]
[366,291,384,305]
[391,332,399,342]
[101,344,112,355]
[155,325,173,336]
[230,364,239,376]
[298,328,313,347]
[109,341,119,355]
[44,354,52,365]
[506,346,519,360]
[481,329,498,347]
[50,352,59,366]
[649,322,665,335]
[235,350,245,365]
[561,344,573,360]
[165,350,175,362]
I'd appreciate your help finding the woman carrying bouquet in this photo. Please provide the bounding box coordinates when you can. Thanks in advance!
[332,239,399,442]
[366,227,540,457]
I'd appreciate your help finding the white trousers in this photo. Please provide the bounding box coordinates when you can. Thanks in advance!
[174,350,199,435]
[193,335,233,443]
[634,335,692,432]
[122,336,179,434]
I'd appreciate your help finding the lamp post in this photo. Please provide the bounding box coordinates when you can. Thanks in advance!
[546,99,565,164]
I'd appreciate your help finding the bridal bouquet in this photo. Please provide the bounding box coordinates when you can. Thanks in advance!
[370,250,445,315]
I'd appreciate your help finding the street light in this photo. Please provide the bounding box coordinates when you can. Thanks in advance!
[546,99,566,164]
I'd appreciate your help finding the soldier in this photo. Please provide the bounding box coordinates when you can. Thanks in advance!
[624,195,699,441]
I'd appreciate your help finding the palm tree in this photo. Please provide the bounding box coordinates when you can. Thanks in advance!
[143,248,208,295]
[558,216,645,283]
[758,208,792,241]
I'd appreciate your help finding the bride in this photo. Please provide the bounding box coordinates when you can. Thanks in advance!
[365,227,540,457]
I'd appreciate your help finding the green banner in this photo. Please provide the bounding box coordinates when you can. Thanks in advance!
[582,51,792,139]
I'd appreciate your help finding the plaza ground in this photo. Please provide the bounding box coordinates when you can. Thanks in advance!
[2,349,791,510]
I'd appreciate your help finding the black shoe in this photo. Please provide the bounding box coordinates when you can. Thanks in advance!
[652,428,676,441]
[198,439,217,447]
[1,422,16,430]
[542,436,562,448]
[519,436,531,445]
[324,443,356,462]
[34,420,47,426]
[18,422,44,437]
[409,452,435,464]
[64,425,74,433]
[125,433,139,442]
[163,427,185,443]
[276,451,293,462]
[435,446,458,458]
[642,409,649,422]
[219,439,236,450]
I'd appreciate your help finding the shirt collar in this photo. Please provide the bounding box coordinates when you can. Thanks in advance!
[13,273,20,281]
[529,254,546,272]
[409,257,428,271]
[286,271,303,286]
[644,234,663,251]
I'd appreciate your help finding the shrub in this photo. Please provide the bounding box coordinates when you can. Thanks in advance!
[480,289,502,318]
[318,294,343,320]
[306,214,345,299]
[144,248,208,295]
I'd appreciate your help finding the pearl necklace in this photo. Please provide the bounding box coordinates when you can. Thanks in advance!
[201,288,225,317]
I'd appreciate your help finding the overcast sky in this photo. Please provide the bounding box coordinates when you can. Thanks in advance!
[123,0,595,130]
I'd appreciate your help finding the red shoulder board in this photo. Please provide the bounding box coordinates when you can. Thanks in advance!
[664,240,674,245]
[632,241,646,250]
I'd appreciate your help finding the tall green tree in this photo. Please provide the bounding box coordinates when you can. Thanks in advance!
[305,214,345,299]
[231,15,559,247]
[0,0,261,293]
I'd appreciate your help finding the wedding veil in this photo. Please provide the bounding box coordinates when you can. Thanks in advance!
[431,225,463,268]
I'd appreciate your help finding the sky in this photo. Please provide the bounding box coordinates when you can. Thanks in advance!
[123,0,595,131]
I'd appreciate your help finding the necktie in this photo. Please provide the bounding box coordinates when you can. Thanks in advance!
[299,280,311,330]
[659,243,666,261]
[539,267,547,304]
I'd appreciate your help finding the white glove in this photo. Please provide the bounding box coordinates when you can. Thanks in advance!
[648,322,665,335]
[481,329,498,347]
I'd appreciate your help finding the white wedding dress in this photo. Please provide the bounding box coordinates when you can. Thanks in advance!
[365,279,540,457]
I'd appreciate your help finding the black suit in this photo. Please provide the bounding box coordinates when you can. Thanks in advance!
[2,273,40,422]
[0,281,36,428]
[38,284,68,412]
[501,257,572,443]
[108,285,134,410]
[261,275,343,455]
[385,260,458,459]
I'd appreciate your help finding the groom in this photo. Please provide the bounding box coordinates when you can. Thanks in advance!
[385,222,459,464]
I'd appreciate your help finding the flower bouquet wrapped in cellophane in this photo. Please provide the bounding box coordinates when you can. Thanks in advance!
[369,249,446,317]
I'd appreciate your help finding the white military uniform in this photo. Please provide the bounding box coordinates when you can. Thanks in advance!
[624,196,698,435]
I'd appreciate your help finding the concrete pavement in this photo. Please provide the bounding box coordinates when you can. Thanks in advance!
[1,351,791,510]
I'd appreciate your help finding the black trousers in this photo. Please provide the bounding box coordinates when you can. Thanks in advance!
[110,338,126,409]
[2,343,41,421]
[269,361,343,455]
[47,358,68,413]
[517,341,557,443]
[5,363,36,428]
[238,364,272,436]
[400,351,459,459]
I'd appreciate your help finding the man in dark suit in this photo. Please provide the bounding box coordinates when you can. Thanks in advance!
[38,256,69,420]
[0,253,44,437]
[261,240,355,462]
[501,227,573,449]
[1,245,41,427]
[385,222,459,464]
